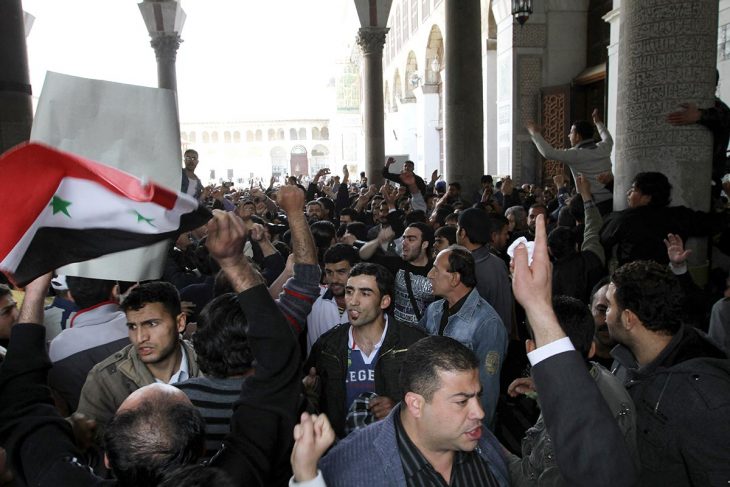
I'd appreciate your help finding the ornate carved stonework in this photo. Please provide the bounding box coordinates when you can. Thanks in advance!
[615,0,716,211]
[513,23,547,48]
[150,34,182,62]
[357,27,389,56]
[541,90,568,183]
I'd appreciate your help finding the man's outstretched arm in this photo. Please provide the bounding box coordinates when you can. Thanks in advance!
[275,185,321,334]
[206,210,303,486]
[512,215,637,487]
[0,273,100,486]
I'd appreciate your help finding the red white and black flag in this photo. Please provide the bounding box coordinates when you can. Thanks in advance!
[0,142,212,287]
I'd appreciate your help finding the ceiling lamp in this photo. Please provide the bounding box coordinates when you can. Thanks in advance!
[512,0,532,26]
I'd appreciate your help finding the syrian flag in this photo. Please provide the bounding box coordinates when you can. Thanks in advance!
[0,142,212,287]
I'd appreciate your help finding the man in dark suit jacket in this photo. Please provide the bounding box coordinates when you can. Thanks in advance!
[512,214,638,487]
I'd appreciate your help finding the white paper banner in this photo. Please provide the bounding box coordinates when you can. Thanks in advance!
[31,71,181,282]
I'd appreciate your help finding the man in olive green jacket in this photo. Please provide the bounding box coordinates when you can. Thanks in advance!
[77,281,201,430]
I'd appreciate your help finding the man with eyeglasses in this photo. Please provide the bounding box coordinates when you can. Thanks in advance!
[182,149,203,200]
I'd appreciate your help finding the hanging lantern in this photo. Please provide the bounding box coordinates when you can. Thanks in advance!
[512,0,533,26]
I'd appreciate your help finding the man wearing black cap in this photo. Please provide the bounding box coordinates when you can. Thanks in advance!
[457,208,513,332]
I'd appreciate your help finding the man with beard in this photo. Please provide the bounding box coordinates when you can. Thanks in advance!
[306,263,427,438]
[527,204,548,241]
[181,149,203,200]
[607,260,730,485]
[359,222,435,324]
[306,244,360,354]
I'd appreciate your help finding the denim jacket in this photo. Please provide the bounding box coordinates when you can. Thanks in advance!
[420,288,508,426]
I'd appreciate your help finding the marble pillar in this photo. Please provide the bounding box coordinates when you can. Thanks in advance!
[0,0,33,154]
[357,26,389,186]
[150,34,182,92]
[444,0,484,200]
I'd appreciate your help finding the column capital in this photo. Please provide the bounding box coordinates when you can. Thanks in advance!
[150,33,182,62]
[356,27,388,56]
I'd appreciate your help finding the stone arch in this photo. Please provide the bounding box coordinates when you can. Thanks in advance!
[290,144,308,176]
[425,24,444,85]
[384,81,391,113]
[404,51,418,101]
[312,127,321,140]
[393,69,403,110]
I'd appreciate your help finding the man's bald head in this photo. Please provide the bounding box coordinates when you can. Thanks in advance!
[117,383,191,414]
[105,384,205,487]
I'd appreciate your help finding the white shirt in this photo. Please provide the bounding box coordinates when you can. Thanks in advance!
[348,316,389,364]
[155,343,190,384]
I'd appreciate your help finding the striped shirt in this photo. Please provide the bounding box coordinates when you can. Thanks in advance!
[176,375,245,459]
[394,412,499,487]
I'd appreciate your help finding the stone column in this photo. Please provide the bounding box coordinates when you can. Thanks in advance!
[614,0,718,266]
[0,0,33,154]
[615,0,718,210]
[357,26,388,186]
[444,0,484,200]
[150,34,182,92]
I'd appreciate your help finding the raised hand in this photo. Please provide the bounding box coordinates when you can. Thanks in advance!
[291,412,335,482]
[512,215,565,347]
[592,108,603,125]
[206,210,247,269]
[277,185,306,215]
[664,233,692,266]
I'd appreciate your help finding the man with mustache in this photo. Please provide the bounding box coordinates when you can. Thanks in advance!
[318,336,509,486]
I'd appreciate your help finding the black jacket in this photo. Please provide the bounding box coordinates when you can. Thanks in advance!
[306,317,427,438]
[612,326,730,486]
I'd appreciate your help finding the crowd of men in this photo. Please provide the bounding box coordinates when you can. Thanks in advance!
[0,108,729,487]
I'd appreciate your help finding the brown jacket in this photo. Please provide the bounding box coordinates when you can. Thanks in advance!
[76,340,200,428]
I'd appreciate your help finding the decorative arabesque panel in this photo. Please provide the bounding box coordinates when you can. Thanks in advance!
[541,91,568,184]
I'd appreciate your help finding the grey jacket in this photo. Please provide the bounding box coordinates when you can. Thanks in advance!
[530,123,613,204]
[320,404,509,487]
[76,340,200,428]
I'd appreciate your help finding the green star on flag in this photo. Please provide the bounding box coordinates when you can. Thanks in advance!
[133,210,156,227]
[49,195,72,217]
